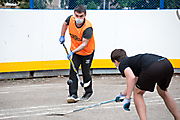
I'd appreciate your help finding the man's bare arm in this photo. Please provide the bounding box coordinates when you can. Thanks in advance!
[61,21,68,36]
[72,38,89,53]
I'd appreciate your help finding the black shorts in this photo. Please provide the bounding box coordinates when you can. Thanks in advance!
[136,58,174,92]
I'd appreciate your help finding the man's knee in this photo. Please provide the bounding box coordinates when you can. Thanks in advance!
[156,85,167,97]
[134,86,146,95]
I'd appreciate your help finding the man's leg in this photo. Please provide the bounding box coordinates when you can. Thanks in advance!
[157,85,180,120]
[67,54,81,103]
[81,51,94,100]
[134,86,147,120]
[156,58,180,119]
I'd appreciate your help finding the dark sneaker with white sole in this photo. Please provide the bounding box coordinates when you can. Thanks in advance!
[81,92,93,101]
[67,94,80,103]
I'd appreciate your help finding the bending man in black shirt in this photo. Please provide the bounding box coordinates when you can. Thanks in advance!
[111,49,180,120]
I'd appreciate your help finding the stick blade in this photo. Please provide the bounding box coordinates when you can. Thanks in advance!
[46,112,66,116]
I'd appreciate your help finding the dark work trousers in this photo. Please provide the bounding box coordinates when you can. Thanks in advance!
[69,51,94,96]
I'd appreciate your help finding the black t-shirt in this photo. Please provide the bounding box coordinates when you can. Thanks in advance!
[65,15,93,39]
[119,53,164,77]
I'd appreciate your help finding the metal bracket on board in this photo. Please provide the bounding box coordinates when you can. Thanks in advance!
[176,10,180,21]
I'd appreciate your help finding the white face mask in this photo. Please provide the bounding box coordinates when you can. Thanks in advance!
[115,65,118,70]
[75,17,83,24]
[114,62,119,70]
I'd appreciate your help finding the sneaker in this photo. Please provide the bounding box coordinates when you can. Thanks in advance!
[67,94,80,103]
[81,92,93,101]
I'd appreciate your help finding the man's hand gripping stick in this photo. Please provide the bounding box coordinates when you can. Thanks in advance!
[62,43,90,88]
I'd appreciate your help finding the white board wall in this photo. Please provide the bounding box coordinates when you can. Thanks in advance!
[0,9,180,63]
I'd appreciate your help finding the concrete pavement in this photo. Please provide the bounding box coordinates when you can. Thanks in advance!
[0,74,180,120]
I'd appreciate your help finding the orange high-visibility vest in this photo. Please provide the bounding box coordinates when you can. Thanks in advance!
[69,16,95,56]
